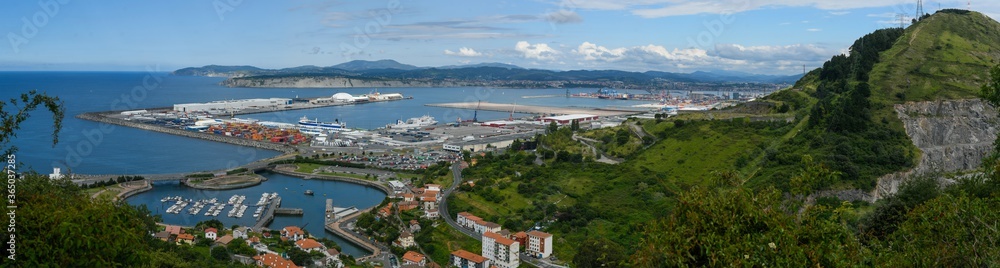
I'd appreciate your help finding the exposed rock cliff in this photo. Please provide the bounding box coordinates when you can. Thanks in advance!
[873,99,998,199]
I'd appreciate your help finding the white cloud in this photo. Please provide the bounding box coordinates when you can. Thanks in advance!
[564,41,840,74]
[559,0,936,18]
[829,11,850,15]
[807,28,822,32]
[544,10,583,24]
[713,44,837,61]
[574,42,627,61]
[515,41,561,61]
[444,47,483,57]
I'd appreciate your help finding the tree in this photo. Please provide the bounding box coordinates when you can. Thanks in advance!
[547,121,558,134]
[0,90,64,155]
[570,119,580,131]
[227,238,256,255]
[573,238,626,268]
[210,246,230,261]
[287,248,313,266]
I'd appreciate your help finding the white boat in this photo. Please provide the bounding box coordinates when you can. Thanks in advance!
[385,115,437,129]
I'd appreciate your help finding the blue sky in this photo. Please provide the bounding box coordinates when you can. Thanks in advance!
[1,0,995,75]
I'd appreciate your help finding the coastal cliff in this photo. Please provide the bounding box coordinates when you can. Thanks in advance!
[221,76,483,88]
[873,99,999,199]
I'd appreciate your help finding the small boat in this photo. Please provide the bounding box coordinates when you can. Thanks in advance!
[304,190,314,195]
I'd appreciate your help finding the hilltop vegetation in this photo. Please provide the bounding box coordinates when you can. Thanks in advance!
[448,10,1000,267]
[870,9,1000,101]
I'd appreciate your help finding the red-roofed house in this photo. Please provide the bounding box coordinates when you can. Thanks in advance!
[295,238,326,253]
[176,233,195,245]
[282,226,305,241]
[482,232,519,268]
[398,201,419,211]
[403,251,427,266]
[451,249,490,268]
[204,228,218,240]
[513,232,527,247]
[253,253,301,268]
[164,225,183,235]
[401,193,416,202]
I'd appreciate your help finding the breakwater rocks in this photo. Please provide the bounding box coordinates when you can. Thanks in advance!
[221,76,480,88]
[873,99,999,200]
[76,112,297,153]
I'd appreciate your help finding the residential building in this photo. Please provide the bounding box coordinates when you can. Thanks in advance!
[424,208,439,218]
[512,232,527,247]
[410,220,421,233]
[401,193,416,202]
[295,238,326,253]
[164,225,183,236]
[217,234,234,246]
[253,253,301,268]
[425,184,442,192]
[482,232,519,268]
[153,231,170,242]
[403,251,427,267]
[457,212,501,235]
[395,231,416,248]
[205,228,218,240]
[450,250,489,268]
[398,201,419,211]
[176,233,195,245]
[389,180,407,195]
[526,231,554,259]
[282,226,305,241]
[233,226,250,239]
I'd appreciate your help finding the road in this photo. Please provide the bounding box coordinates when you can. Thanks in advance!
[438,162,483,241]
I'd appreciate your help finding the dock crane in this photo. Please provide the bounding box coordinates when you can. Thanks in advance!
[473,100,481,122]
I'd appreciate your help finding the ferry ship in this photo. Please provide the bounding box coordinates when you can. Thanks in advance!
[298,116,347,131]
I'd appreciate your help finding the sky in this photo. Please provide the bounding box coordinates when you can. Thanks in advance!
[0,0,996,75]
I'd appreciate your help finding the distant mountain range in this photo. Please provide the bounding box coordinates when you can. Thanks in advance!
[172,60,803,87]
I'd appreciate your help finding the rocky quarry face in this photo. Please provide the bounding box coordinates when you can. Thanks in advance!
[873,99,999,200]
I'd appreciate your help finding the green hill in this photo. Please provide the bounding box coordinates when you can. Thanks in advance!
[870,9,1000,101]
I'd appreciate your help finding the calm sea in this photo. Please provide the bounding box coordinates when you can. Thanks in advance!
[2,71,654,175]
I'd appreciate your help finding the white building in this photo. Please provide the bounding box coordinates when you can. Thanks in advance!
[49,167,64,180]
[388,180,407,195]
[539,114,599,125]
[232,227,250,240]
[173,98,292,113]
[482,232,519,268]
[526,231,554,259]
[204,228,218,240]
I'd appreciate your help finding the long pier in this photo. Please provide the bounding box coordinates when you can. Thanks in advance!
[425,101,644,116]
[252,197,281,231]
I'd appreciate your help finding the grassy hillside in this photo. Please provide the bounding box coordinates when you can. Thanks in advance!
[870,10,1000,102]
[446,10,1000,267]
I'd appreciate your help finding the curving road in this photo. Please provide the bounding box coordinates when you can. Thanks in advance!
[438,162,482,241]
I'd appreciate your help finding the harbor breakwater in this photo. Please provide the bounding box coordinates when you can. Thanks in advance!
[76,112,298,154]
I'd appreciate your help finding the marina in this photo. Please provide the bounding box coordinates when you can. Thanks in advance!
[125,172,386,257]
